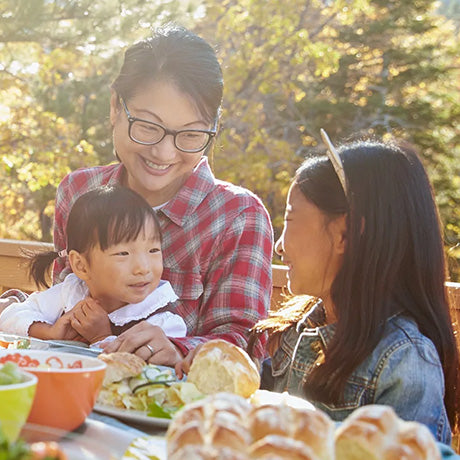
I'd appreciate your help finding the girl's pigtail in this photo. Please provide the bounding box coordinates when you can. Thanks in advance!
[28,250,62,289]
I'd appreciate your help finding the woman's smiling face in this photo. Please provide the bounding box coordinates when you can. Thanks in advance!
[110,80,213,207]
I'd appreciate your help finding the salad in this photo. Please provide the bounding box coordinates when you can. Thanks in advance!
[97,364,203,419]
[0,362,26,385]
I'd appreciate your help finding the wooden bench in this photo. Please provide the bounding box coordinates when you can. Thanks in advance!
[0,238,53,292]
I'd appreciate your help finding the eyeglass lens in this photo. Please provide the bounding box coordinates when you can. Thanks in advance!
[130,120,211,152]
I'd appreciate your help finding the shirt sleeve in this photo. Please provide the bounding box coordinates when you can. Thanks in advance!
[53,173,73,284]
[146,312,187,338]
[170,204,273,360]
[0,284,65,336]
[373,340,451,444]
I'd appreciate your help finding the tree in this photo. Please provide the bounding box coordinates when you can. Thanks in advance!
[196,0,460,277]
[0,0,202,240]
[1,0,459,278]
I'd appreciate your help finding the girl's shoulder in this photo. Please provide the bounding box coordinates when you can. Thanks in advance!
[372,314,440,369]
[384,314,434,347]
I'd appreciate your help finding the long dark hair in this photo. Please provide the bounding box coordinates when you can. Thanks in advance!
[111,24,223,124]
[294,139,458,431]
[29,186,161,288]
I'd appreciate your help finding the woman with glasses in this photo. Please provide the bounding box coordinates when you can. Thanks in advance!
[249,134,459,444]
[52,24,274,367]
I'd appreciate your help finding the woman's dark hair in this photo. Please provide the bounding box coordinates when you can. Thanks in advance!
[294,139,459,432]
[111,24,223,123]
[29,186,160,288]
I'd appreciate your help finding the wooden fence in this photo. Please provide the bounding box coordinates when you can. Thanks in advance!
[1,238,459,322]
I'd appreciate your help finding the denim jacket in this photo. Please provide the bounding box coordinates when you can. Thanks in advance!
[267,302,451,444]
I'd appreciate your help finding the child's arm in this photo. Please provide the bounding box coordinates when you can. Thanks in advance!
[70,297,112,344]
[0,285,72,338]
[28,311,83,341]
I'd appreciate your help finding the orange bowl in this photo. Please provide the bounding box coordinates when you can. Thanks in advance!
[0,349,106,432]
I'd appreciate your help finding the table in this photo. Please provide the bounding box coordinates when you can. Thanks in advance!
[44,412,167,459]
[85,412,460,460]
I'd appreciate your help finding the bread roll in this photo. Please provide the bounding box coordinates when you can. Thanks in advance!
[167,392,334,460]
[186,339,260,398]
[169,445,248,460]
[334,405,440,460]
[167,392,253,440]
[385,421,441,460]
[249,404,334,460]
[167,393,441,460]
[98,352,145,386]
[249,435,320,460]
[167,393,253,458]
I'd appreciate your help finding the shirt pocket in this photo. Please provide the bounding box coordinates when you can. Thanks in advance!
[271,346,292,377]
[321,375,370,415]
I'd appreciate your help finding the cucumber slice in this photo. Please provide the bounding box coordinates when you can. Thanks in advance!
[143,365,175,383]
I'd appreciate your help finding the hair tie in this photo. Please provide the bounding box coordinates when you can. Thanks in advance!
[57,249,68,258]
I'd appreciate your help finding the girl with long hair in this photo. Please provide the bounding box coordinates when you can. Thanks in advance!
[253,134,459,444]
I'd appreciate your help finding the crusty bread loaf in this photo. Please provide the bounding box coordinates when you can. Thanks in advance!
[167,392,334,460]
[334,405,441,460]
[186,339,261,398]
[168,444,249,460]
[249,435,320,460]
[167,393,253,457]
[249,404,334,460]
[168,397,442,460]
[98,352,145,386]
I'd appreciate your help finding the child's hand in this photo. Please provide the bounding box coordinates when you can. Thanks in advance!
[175,344,203,380]
[47,311,84,342]
[70,298,112,344]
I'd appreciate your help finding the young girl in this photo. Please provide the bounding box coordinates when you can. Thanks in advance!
[0,186,186,357]
[249,134,459,444]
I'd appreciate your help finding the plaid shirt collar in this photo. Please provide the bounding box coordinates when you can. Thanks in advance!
[111,156,214,226]
[160,156,215,226]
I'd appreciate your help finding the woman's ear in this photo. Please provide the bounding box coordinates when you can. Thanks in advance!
[68,250,91,281]
[109,89,121,126]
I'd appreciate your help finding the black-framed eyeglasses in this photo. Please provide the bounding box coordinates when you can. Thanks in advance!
[120,98,217,153]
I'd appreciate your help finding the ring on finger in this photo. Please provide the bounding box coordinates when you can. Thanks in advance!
[145,344,155,357]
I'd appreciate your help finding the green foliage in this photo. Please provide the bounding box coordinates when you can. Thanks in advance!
[198,0,460,277]
[0,0,202,240]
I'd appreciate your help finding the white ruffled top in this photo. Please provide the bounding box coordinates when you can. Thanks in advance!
[0,273,186,339]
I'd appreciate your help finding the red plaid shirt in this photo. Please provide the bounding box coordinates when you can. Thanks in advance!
[53,157,273,359]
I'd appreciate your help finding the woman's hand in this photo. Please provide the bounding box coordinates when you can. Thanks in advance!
[174,344,202,380]
[70,298,112,344]
[101,321,184,367]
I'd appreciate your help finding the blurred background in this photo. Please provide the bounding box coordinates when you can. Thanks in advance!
[0,0,459,278]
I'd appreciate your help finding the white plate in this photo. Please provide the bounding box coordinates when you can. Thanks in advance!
[93,403,171,428]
